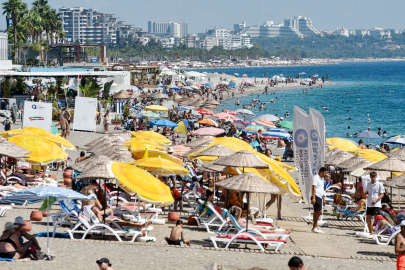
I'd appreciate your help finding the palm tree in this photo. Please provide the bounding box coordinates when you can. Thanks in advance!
[2,0,28,59]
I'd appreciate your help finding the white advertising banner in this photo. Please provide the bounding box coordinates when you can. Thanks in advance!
[308,108,325,176]
[22,101,52,132]
[293,106,311,207]
[73,97,97,132]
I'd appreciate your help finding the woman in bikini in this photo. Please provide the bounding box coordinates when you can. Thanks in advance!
[0,222,24,259]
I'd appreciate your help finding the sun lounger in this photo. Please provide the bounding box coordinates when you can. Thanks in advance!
[374,230,400,246]
[198,201,229,233]
[51,200,81,237]
[209,232,286,252]
[222,210,288,241]
[66,207,154,242]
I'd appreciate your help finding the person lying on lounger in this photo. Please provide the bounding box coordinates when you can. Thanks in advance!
[231,206,293,234]
[165,220,191,246]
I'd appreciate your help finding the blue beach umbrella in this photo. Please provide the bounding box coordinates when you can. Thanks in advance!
[169,86,180,90]
[229,81,236,87]
[150,119,178,127]
[0,186,96,254]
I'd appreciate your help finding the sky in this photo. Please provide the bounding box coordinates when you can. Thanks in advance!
[2,0,405,33]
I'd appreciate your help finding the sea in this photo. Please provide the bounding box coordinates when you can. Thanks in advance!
[198,61,405,146]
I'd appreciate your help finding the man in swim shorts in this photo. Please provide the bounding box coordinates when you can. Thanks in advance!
[395,221,405,270]
[165,220,191,246]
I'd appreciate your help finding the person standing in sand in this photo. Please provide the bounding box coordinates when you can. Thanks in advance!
[395,221,405,270]
[103,111,110,133]
[312,167,327,233]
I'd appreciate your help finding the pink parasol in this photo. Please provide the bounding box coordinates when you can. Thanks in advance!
[214,112,240,121]
[193,127,225,136]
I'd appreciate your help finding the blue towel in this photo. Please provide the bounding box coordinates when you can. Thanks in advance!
[35,232,70,238]
[0,257,17,261]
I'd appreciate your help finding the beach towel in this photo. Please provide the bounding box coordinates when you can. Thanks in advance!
[0,257,17,262]
[200,201,214,215]
[39,196,57,212]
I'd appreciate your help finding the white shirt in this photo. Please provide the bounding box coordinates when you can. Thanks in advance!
[366,181,385,208]
[312,174,324,199]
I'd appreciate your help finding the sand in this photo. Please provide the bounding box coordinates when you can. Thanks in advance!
[0,108,397,270]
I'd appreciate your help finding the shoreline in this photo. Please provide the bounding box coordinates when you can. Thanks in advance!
[200,72,336,104]
[182,58,405,70]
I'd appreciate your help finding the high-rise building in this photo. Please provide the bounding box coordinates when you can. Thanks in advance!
[206,27,230,38]
[148,21,188,38]
[185,34,196,48]
[240,16,319,38]
[59,7,140,44]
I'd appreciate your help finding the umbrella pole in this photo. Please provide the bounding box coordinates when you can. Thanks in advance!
[276,194,279,230]
[47,196,50,255]
[116,185,120,208]
[103,179,107,225]
[246,193,250,233]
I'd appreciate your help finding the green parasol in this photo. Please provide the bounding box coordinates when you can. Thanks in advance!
[278,121,293,130]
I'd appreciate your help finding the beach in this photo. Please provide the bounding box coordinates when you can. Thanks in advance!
[0,119,397,270]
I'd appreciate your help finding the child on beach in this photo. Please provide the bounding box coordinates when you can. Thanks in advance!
[165,220,192,246]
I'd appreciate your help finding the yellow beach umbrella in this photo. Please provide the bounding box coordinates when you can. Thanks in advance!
[144,105,168,111]
[54,143,68,160]
[132,157,189,176]
[255,152,297,173]
[131,131,171,144]
[34,134,76,151]
[0,129,35,138]
[128,141,166,152]
[351,149,387,162]
[23,126,51,135]
[326,138,360,151]
[110,162,173,206]
[131,150,182,165]
[123,137,166,146]
[8,135,65,165]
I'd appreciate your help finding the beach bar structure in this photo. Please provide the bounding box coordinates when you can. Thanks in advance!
[110,63,159,85]
[48,44,107,64]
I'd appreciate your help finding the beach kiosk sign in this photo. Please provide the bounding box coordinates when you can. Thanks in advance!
[22,101,52,132]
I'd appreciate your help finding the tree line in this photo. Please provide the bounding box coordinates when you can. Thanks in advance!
[2,0,64,62]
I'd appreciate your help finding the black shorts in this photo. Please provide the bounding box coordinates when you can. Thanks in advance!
[366,207,381,216]
[166,239,184,246]
[311,196,323,211]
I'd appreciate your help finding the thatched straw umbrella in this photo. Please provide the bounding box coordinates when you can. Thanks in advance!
[205,100,221,106]
[387,148,405,162]
[149,92,169,99]
[325,151,354,166]
[71,155,112,172]
[0,138,31,158]
[325,148,343,159]
[193,145,236,158]
[184,137,213,148]
[343,160,373,173]
[336,155,367,169]
[365,157,405,174]
[113,90,131,99]
[213,151,269,171]
[181,142,211,158]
